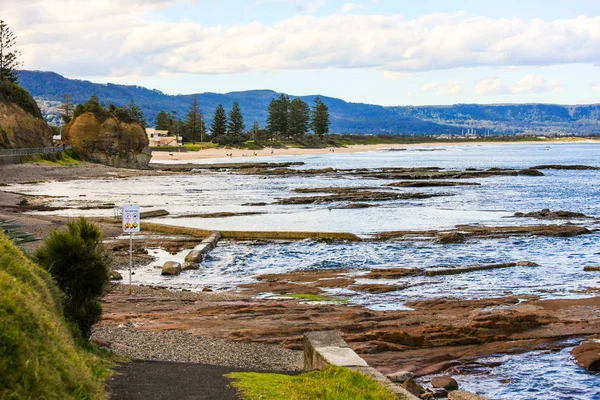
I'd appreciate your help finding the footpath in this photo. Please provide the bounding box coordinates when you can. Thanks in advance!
[107,360,248,400]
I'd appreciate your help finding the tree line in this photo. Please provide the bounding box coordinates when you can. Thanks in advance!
[153,94,331,146]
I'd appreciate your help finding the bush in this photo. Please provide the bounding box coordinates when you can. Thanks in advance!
[35,218,110,340]
[0,80,43,118]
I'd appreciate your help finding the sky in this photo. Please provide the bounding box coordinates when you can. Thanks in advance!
[2,0,600,106]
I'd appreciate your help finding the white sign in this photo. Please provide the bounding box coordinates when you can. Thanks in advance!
[122,204,141,233]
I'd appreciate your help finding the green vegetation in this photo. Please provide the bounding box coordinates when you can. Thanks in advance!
[0,233,112,399]
[72,94,145,127]
[181,94,206,143]
[35,218,110,340]
[0,20,22,83]
[281,293,349,304]
[21,148,82,165]
[183,142,219,151]
[311,96,330,138]
[0,80,43,118]
[227,365,398,400]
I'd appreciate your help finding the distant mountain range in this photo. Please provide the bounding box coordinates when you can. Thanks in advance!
[18,70,600,135]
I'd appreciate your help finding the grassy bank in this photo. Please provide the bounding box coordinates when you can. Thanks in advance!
[21,148,82,166]
[0,233,112,399]
[227,365,398,400]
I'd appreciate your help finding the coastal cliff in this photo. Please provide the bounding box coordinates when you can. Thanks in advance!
[63,111,150,169]
[0,81,53,148]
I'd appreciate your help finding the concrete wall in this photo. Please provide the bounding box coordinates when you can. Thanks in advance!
[303,331,420,400]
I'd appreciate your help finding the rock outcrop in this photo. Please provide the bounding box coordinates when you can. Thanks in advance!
[571,339,600,371]
[161,261,182,276]
[63,112,150,169]
[0,82,53,148]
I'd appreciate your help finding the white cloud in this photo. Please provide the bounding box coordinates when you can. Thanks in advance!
[339,3,363,13]
[421,80,462,96]
[383,71,412,81]
[511,74,562,94]
[592,82,600,92]
[475,76,504,95]
[4,1,600,78]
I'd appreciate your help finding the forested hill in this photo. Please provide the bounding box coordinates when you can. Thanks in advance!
[18,70,600,135]
[18,70,455,135]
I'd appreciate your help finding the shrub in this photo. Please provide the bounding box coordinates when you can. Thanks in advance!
[35,218,110,340]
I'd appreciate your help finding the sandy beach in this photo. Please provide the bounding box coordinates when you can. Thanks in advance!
[151,139,600,162]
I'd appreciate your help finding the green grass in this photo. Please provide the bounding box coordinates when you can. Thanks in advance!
[227,365,398,400]
[183,142,219,151]
[0,233,113,399]
[281,293,349,304]
[21,149,82,166]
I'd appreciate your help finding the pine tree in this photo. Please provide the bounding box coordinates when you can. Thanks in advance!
[227,101,245,137]
[61,94,74,124]
[184,94,204,143]
[0,20,22,83]
[311,96,330,138]
[289,98,310,137]
[266,94,290,139]
[211,104,227,140]
[154,111,170,130]
[127,99,147,128]
[252,120,260,140]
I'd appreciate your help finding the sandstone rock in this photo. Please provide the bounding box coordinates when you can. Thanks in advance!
[109,270,123,281]
[182,262,199,271]
[387,370,414,383]
[431,376,459,391]
[518,168,545,176]
[448,390,488,400]
[571,339,600,371]
[0,83,53,148]
[63,112,150,169]
[584,266,600,272]
[420,391,435,400]
[161,261,182,276]
[436,232,466,244]
[402,378,425,397]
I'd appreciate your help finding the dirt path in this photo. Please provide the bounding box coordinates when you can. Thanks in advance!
[107,361,247,400]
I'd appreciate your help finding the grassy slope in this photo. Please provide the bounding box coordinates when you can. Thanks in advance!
[227,365,398,400]
[0,234,110,399]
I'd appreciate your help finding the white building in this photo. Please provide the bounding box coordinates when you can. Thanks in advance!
[145,128,182,147]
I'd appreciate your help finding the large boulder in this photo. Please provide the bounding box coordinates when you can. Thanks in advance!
[161,261,182,276]
[0,82,53,148]
[431,376,459,391]
[63,112,150,169]
[571,339,600,371]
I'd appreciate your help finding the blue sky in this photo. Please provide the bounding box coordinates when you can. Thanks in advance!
[4,0,600,105]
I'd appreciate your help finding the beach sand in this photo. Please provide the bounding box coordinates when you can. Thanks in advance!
[151,139,600,162]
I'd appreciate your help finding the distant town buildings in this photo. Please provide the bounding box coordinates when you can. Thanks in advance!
[145,128,182,147]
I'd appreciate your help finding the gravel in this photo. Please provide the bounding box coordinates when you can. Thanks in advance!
[92,324,303,372]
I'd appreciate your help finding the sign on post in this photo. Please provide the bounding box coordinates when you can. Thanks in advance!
[122,204,140,293]
[122,204,141,233]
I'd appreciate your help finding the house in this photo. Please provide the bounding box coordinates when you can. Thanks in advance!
[146,128,183,147]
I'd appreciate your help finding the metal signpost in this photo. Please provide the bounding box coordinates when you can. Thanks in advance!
[122,204,141,293]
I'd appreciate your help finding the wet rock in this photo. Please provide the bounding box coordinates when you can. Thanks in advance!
[433,388,449,398]
[420,391,436,400]
[436,232,466,244]
[242,202,267,206]
[387,370,414,383]
[448,391,488,400]
[161,261,182,276]
[351,284,409,293]
[584,266,600,272]
[363,268,422,279]
[532,164,599,170]
[425,262,538,277]
[140,209,169,219]
[276,191,451,205]
[571,339,600,371]
[182,262,199,271]
[402,378,425,397]
[518,169,545,176]
[109,270,123,281]
[387,181,480,188]
[513,209,588,220]
[335,203,375,209]
[431,376,459,391]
